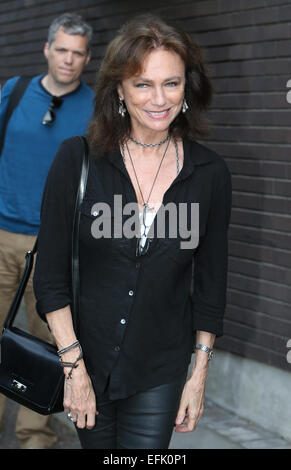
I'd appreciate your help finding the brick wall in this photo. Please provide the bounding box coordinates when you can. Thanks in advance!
[1,0,290,371]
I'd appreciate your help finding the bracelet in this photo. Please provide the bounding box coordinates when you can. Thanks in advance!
[194,344,214,361]
[61,347,83,379]
[57,340,80,357]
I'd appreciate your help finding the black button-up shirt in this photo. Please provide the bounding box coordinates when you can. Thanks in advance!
[33,136,232,401]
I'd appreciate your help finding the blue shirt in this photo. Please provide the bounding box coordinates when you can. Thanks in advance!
[0,74,94,235]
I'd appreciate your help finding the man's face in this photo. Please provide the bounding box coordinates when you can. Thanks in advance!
[44,28,90,86]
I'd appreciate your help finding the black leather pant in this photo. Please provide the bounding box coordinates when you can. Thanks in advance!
[76,372,187,449]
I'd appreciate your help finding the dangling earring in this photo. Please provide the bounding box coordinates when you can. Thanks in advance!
[118,97,126,117]
[182,98,189,113]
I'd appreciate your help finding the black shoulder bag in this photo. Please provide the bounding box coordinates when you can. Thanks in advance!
[0,136,89,415]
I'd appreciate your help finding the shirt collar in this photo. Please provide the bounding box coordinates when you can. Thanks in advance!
[107,138,213,183]
[38,74,83,98]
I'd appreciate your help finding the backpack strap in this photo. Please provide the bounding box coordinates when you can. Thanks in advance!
[0,76,31,157]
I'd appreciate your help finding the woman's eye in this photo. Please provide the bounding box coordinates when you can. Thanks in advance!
[135,83,148,88]
[166,82,178,87]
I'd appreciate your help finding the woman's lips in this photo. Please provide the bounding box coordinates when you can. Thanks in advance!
[145,109,171,119]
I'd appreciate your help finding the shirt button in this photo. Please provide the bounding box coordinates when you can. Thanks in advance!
[93,211,99,217]
[120,319,126,325]
[129,290,134,296]
[114,346,120,352]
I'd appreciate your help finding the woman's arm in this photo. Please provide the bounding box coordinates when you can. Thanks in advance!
[175,158,232,433]
[33,139,97,429]
[175,330,215,433]
[46,305,98,429]
[34,138,83,321]
[192,330,215,373]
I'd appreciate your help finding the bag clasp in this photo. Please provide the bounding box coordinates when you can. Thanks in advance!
[12,379,27,393]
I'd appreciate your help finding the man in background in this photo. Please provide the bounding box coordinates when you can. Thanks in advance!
[0,12,94,449]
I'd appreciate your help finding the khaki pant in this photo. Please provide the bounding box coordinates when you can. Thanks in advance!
[0,228,57,448]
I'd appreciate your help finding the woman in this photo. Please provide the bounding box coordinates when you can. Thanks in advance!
[34,14,232,449]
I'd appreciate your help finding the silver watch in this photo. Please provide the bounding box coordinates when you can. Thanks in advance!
[195,344,214,361]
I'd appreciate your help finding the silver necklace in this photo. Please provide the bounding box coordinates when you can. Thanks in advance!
[129,134,169,148]
[121,137,180,178]
[121,137,180,234]
[173,138,180,176]
[121,138,180,244]
[125,137,171,216]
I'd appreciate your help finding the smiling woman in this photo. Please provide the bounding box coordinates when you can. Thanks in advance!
[87,14,212,153]
[117,49,185,141]
[34,13,232,450]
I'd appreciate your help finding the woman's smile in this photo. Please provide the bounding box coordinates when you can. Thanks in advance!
[118,48,185,141]
[144,108,171,119]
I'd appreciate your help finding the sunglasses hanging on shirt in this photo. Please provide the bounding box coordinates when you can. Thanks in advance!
[42,96,63,125]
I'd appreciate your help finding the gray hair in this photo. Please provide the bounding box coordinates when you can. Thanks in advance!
[47,13,93,50]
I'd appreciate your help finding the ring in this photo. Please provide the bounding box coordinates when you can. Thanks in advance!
[67,412,77,422]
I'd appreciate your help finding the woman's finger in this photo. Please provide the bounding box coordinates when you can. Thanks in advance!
[76,409,87,429]
[86,409,97,429]
[175,412,196,432]
[186,411,197,431]
[175,403,187,426]
[70,413,78,423]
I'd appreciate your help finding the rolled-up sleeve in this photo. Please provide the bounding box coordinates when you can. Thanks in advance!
[33,138,81,321]
[192,162,232,337]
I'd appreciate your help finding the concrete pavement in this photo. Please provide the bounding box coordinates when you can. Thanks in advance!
[1,394,289,449]
[1,306,290,449]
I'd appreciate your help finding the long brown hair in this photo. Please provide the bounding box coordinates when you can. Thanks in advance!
[87,14,212,155]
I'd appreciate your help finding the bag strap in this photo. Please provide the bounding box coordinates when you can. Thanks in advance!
[0,76,31,157]
[2,136,90,334]
[71,136,89,336]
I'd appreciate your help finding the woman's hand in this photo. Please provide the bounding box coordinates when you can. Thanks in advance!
[175,331,215,432]
[44,308,99,430]
[174,371,206,433]
[63,360,98,429]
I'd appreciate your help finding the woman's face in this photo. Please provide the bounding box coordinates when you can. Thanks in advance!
[117,48,185,138]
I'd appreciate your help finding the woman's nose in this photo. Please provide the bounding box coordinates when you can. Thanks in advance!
[151,87,167,107]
